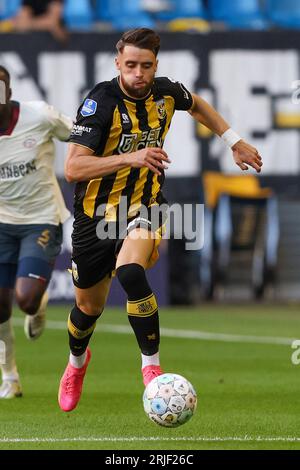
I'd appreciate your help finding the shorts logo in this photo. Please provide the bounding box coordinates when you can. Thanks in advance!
[81,99,97,117]
[37,230,50,249]
[72,261,79,282]
[127,217,151,231]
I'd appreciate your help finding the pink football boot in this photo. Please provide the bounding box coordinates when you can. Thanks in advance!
[58,347,91,412]
[142,365,163,386]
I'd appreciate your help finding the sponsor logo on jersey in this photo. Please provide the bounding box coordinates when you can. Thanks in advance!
[81,99,97,117]
[71,125,93,136]
[0,159,37,180]
[118,128,162,153]
[122,113,130,123]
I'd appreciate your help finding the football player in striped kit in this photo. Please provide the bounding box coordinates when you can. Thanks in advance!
[58,28,262,412]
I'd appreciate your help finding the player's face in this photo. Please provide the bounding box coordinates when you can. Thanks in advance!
[115,45,158,99]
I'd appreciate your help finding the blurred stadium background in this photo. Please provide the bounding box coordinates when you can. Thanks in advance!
[2,0,300,450]
[0,0,298,306]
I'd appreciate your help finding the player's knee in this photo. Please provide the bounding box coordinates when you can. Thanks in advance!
[16,292,41,316]
[76,299,104,316]
[116,263,146,292]
[0,297,12,323]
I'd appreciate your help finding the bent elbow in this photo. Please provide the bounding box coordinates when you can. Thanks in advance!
[65,172,74,183]
[64,163,76,183]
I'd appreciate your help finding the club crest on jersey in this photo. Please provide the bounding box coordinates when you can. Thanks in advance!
[81,99,97,117]
[156,99,166,120]
[72,261,79,282]
[23,137,37,149]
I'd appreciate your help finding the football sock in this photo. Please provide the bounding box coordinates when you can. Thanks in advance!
[116,263,160,356]
[0,318,19,382]
[68,305,101,357]
[69,351,87,369]
[141,352,160,368]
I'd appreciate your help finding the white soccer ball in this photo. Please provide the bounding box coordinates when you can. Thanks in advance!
[143,373,197,427]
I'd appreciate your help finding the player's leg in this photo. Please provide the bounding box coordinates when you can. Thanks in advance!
[0,223,22,398]
[15,277,48,340]
[0,280,22,398]
[15,224,63,340]
[116,227,163,386]
[58,274,112,412]
[68,275,112,366]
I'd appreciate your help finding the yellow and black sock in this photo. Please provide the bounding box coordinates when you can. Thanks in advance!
[116,263,160,356]
[68,305,101,356]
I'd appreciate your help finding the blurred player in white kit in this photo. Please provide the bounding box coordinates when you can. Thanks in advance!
[0,65,72,398]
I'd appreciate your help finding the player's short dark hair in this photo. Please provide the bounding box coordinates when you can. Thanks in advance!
[0,65,10,82]
[116,28,160,57]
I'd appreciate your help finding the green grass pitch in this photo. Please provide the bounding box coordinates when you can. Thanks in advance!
[1,303,300,450]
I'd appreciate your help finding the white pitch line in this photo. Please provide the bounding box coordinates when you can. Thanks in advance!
[12,318,295,346]
[0,436,300,443]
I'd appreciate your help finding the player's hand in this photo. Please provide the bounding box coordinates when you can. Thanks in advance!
[127,147,171,176]
[232,140,262,173]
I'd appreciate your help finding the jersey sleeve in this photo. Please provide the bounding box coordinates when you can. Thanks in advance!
[46,105,73,141]
[165,78,193,111]
[69,89,110,152]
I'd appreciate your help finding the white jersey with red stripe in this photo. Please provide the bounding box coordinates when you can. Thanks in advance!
[0,100,72,225]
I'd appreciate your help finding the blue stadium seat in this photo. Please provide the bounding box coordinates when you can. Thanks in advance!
[266,0,300,29]
[64,0,94,30]
[94,0,120,21]
[156,0,206,21]
[209,0,268,29]
[0,0,21,20]
[110,0,156,30]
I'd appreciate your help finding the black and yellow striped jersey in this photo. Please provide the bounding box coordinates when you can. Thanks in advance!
[69,76,193,221]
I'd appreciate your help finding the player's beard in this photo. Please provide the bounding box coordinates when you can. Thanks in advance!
[120,77,153,99]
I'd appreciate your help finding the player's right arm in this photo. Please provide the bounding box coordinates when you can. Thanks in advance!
[64,144,170,182]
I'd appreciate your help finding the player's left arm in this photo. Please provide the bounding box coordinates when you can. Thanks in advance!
[46,104,73,141]
[188,93,262,173]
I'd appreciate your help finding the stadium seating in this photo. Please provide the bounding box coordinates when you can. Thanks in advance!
[266,0,300,29]
[200,172,278,300]
[208,0,268,29]
[0,0,21,19]
[156,0,206,21]
[94,0,120,21]
[109,0,156,31]
[63,0,94,30]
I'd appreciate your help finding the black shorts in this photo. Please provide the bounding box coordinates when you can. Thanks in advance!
[71,205,167,289]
